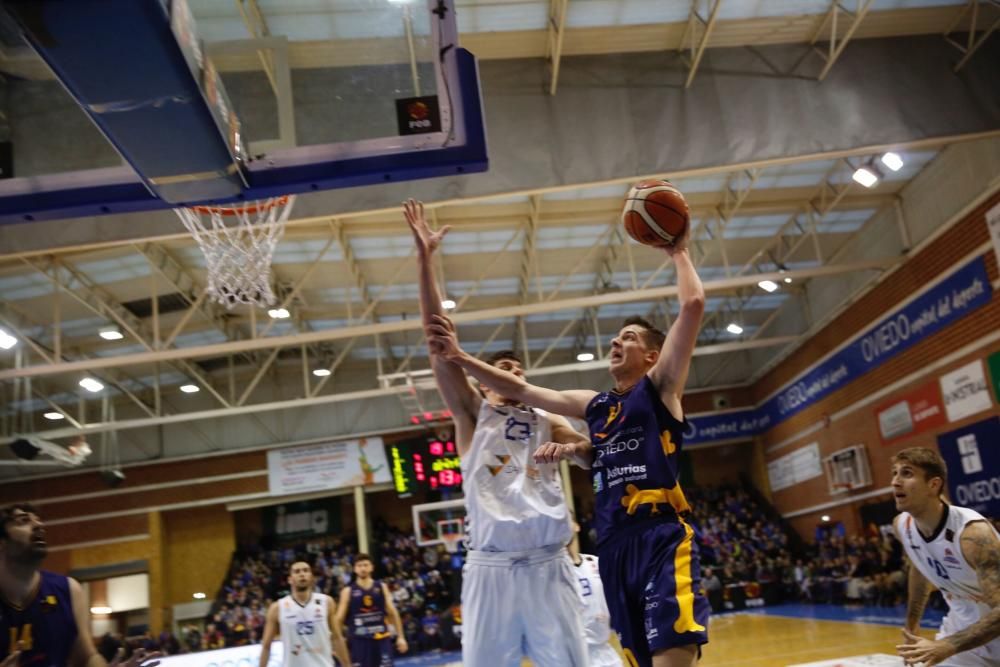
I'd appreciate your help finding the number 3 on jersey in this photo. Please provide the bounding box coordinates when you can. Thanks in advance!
[578,578,593,597]
[926,557,950,580]
[8,624,33,652]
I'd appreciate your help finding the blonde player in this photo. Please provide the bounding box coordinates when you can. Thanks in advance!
[569,514,625,667]
[404,199,591,667]
[891,447,1000,666]
[259,560,351,667]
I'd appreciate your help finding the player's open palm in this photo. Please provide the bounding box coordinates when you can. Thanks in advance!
[897,629,954,666]
[403,199,450,256]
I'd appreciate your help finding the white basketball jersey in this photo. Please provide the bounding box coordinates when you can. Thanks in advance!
[574,555,622,667]
[278,593,334,667]
[898,505,1000,646]
[462,402,572,551]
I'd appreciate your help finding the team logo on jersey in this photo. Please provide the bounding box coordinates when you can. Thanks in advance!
[943,547,961,566]
[594,402,624,439]
[486,454,516,476]
[660,430,677,455]
[504,417,532,442]
[593,472,604,493]
[363,595,374,608]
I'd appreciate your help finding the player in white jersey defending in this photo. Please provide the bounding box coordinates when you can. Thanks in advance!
[404,199,591,666]
[259,560,352,667]
[890,447,1000,667]
[569,513,625,667]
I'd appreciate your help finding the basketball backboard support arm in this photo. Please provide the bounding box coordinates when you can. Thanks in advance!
[0,0,488,225]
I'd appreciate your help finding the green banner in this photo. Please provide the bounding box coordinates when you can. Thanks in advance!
[989,350,1000,404]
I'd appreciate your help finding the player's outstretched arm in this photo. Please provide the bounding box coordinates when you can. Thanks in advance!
[404,199,480,453]
[533,413,594,468]
[427,313,596,419]
[326,595,352,666]
[258,602,280,667]
[382,583,408,654]
[648,234,705,416]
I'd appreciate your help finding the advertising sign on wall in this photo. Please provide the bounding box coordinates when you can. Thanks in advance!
[937,416,1000,518]
[767,443,823,492]
[267,437,390,496]
[988,349,1000,404]
[875,380,947,445]
[939,360,993,423]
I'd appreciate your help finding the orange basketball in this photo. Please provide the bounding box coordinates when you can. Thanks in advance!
[621,180,690,248]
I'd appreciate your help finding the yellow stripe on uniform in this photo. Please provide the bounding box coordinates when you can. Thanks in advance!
[672,518,706,634]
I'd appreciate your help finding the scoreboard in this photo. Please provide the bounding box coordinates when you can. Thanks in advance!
[387,435,462,498]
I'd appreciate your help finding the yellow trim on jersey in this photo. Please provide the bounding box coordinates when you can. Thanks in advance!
[673,519,706,634]
[620,484,691,515]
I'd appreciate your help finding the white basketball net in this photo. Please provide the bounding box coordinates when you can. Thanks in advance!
[174,195,294,308]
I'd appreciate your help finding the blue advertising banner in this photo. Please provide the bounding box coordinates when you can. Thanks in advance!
[937,416,1000,518]
[684,257,992,445]
[685,408,769,445]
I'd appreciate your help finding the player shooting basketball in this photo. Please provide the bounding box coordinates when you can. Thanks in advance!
[0,503,162,667]
[425,204,709,667]
[404,199,591,666]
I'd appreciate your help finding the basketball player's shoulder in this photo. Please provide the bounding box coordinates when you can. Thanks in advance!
[958,518,1000,568]
[892,512,910,538]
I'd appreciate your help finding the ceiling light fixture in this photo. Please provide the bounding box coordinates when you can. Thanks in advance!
[880,152,903,172]
[267,307,290,319]
[758,280,778,293]
[312,369,331,377]
[98,326,124,341]
[576,352,595,362]
[179,384,200,393]
[852,165,880,188]
[79,378,104,393]
[43,412,65,421]
[0,329,17,350]
[90,606,113,615]
[726,323,744,335]
[441,299,456,310]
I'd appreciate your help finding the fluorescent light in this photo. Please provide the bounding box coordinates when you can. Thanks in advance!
[90,606,113,615]
[98,326,124,341]
[79,378,104,393]
[192,592,206,600]
[576,352,595,362]
[43,412,65,421]
[267,307,290,319]
[821,515,831,522]
[312,369,331,377]
[441,299,456,310]
[852,166,878,188]
[0,329,16,350]
[784,276,793,284]
[757,280,778,293]
[726,323,744,335]
[179,384,200,393]
[881,152,903,172]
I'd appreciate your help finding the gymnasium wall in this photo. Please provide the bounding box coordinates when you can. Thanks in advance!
[756,172,1000,539]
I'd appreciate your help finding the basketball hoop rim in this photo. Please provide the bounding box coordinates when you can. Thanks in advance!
[188,195,291,216]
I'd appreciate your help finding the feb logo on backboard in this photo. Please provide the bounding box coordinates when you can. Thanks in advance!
[875,380,946,445]
[396,96,442,135]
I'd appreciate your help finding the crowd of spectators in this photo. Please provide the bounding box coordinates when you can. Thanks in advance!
[121,483,942,658]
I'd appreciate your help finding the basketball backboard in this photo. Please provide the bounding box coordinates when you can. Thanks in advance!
[412,497,465,548]
[0,0,486,224]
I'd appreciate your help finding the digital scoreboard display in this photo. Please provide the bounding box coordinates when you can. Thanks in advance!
[387,435,462,497]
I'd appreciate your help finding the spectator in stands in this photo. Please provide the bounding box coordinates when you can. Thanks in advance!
[702,567,723,613]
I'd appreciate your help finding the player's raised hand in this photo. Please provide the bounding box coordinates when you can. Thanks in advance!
[663,225,691,258]
[533,441,576,465]
[403,199,450,257]
[426,314,462,361]
[897,629,954,666]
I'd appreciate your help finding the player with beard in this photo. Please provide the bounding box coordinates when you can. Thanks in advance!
[259,560,351,667]
[0,503,161,667]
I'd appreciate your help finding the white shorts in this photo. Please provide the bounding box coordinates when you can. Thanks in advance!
[589,642,625,666]
[461,544,588,667]
[936,612,1000,667]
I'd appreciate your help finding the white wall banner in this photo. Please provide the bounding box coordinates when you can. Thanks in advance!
[158,642,280,666]
[987,200,1000,276]
[267,437,390,496]
[939,360,992,423]
[768,442,823,492]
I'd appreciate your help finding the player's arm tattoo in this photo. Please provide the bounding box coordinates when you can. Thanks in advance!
[944,522,1000,654]
[904,561,932,632]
